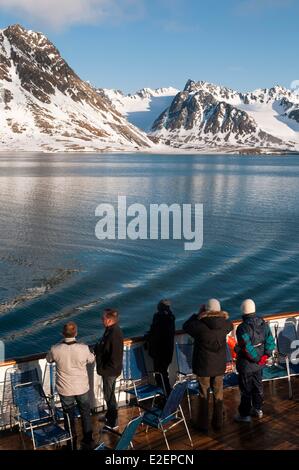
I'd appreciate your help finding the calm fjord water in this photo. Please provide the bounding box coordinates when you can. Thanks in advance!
[0,153,299,359]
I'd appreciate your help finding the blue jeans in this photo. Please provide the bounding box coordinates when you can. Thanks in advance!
[60,391,93,446]
[102,376,118,427]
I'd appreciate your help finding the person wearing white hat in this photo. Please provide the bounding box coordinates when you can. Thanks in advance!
[183,299,233,432]
[234,299,276,423]
[206,298,221,312]
[241,299,256,315]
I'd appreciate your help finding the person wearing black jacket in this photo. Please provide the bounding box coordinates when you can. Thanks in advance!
[183,299,233,432]
[234,299,276,422]
[94,308,124,430]
[145,299,175,396]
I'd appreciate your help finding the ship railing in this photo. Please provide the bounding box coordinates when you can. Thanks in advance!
[1,311,299,430]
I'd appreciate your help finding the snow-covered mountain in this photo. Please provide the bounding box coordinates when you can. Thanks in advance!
[99,87,179,132]
[1,24,299,155]
[0,24,154,153]
[149,79,299,153]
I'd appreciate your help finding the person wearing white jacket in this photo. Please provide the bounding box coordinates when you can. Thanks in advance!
[46,321,95,449]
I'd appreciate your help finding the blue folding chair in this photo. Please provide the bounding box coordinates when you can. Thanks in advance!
[175,342,199,417]
[141,381,193,450]
[276,320,299,376]
[95,415,142,450]
[7,368,40,429]
[262,322,294,399]
[1,367,18,430]
[11,376,72,450]
[118,344,165,409]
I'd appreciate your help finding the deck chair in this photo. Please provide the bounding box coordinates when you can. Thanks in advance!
[95,415,142,450]
[175,342,199,417]
[141,381,193,450]
[262,322,293,399]
[3,368,40,429]
[0,367,16,430]
[118,344,165,409]
[276,320,299,376]
[11,377,72,450]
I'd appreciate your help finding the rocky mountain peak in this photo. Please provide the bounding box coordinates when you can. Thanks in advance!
[0,24,154,152]
[150,78,299,152]
[1,23,111,108]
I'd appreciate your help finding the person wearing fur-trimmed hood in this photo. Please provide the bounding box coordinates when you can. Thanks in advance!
[183,299,233,432]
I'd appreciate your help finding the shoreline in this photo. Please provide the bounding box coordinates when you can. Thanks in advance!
[0,148,299,156]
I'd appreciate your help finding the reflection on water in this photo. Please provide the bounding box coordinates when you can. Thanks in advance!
[0,153,299,358]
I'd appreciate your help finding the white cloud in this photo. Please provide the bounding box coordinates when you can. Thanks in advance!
[0,0,145,30]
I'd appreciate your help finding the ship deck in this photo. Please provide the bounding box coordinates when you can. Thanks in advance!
[0,376,298,451]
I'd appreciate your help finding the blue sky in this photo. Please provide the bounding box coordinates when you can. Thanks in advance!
[0,0,298,93]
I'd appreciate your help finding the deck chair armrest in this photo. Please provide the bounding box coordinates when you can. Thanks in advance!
[148,370,166,377]
[147,370,163,381]
[19,414,36,424]
[176,371,197,382]
[19,414,52,426]
[19,415,29,423]
[176,370,188,376]
[148,370,166,381]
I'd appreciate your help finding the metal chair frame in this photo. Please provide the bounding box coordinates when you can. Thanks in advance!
[117,344,166,412]
[141,381,193,450]
[11,378,73,450]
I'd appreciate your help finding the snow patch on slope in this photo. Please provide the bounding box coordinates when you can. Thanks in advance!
[100,87,179,132]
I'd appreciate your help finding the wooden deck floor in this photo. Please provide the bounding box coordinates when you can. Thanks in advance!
[1,377,298,451]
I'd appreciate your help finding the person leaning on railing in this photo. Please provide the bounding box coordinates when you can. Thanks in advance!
[234,299,276,422]
[183,299,233,433]
[144,299,176,396]
[46,321,95,450]
[94,308,124,431]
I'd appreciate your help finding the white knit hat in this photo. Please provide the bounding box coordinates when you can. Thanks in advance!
[241,299,256,315]
[206,298,221,312]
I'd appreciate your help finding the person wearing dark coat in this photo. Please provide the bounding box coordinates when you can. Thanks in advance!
[145,299,175,396]
[234,299,276,422]
[183,298,233,432]
[94,308,124,430]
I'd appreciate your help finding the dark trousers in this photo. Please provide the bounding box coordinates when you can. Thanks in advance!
[238,369,263,417]
[196,375,224,431]
[153,358,172,396]
[102,376,118,426]
[60,391,92,448]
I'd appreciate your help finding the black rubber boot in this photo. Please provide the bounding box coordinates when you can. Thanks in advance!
[192,396,209,433]
[212,399,224,431]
